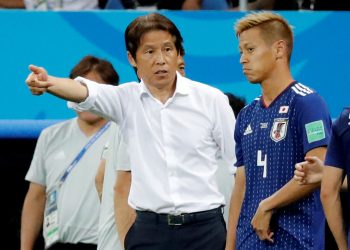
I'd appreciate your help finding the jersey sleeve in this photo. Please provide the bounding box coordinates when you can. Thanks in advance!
[295,93,332,154]
[325,108,350,169]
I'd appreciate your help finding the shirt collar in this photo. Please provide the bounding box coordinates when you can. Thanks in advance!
[138,71,190,98]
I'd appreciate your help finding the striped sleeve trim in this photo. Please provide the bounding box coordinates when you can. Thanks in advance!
[292,83,314,96]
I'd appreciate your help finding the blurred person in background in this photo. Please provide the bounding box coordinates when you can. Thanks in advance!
[20,55,120,250]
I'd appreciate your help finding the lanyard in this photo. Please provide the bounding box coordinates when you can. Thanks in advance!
[59,121,111,185]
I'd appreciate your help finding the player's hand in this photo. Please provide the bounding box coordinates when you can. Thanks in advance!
[25,65,51,95]
[294,156,323,185]
[251,199,274,243]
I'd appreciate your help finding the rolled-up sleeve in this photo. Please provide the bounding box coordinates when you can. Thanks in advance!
[68,77,100,112]
[67,76,126,124]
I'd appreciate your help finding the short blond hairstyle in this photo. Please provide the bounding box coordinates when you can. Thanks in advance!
[235,11,294,61]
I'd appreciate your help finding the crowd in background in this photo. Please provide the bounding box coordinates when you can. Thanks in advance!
[1,0,350,10]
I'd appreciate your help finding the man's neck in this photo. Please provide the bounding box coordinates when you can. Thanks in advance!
[77,118,108,137]
[147,82,176,104]
[261,75,294,107]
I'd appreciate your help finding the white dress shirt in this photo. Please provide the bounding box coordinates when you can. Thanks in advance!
[69,73,236,214]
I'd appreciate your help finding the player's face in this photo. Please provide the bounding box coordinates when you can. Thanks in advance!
[238,27,276,84]
[129,30,178,90]
[177,56,185,77]
[77,71,106,123]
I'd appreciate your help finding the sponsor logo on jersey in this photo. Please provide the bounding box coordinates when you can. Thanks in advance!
[260,123,268,129]
[244,124,253,135]
[279,106,289,114]
[305,120,325,143]
[270,118,288,142]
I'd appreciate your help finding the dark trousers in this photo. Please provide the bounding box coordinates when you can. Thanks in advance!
[48,243,97,250]
[125,208,226,250]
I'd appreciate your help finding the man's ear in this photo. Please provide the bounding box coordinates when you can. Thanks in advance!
[127,52,137,67]
[274,40,287,60]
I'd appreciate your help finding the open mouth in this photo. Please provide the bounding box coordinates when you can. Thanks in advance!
[155,70,168,76]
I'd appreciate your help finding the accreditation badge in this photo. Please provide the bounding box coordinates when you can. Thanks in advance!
[44,187,60,248]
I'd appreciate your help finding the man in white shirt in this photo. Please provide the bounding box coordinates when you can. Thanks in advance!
[25,13,236,249]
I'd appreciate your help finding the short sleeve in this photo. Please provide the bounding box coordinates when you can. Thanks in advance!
[324,108,350,169]
[25,129,48,186]
[295,93,332,154]
[115,133,131,171]
[104,125,131,172]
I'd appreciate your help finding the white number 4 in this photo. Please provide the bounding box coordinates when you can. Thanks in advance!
[257,150,267,178]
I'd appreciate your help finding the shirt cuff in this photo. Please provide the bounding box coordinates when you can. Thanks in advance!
[67,76,99,111]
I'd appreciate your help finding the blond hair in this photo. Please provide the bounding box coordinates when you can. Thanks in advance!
[235,11,294,61]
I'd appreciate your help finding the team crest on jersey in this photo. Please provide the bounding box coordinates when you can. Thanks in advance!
[270,118,288,142]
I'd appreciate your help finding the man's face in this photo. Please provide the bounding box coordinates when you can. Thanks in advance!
[129,30,179,89]
[238,27,276,84]
[77,71,105,123]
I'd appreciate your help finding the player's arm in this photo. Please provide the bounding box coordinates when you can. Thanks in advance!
[26,65,88,102]
[251,147,326,241]
[226,167,245,250]
[294,156,324,185]
[114,171,135,248]
[321,166,347,250]
[20,182,46,250]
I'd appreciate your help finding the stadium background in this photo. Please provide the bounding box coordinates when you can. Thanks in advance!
[0,10,348,248]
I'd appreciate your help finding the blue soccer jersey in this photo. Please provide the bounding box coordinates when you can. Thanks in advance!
[324,107,350,245]
[235,81,332,249]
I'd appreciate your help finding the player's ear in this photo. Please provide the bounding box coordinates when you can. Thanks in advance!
[274,40,287,60]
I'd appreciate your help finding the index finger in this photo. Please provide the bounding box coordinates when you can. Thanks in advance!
[29,64,44,74]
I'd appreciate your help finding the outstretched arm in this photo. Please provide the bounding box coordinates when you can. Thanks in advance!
[26,65,88,102]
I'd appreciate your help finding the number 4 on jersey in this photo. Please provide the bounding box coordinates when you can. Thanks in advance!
[257,150,267,178]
